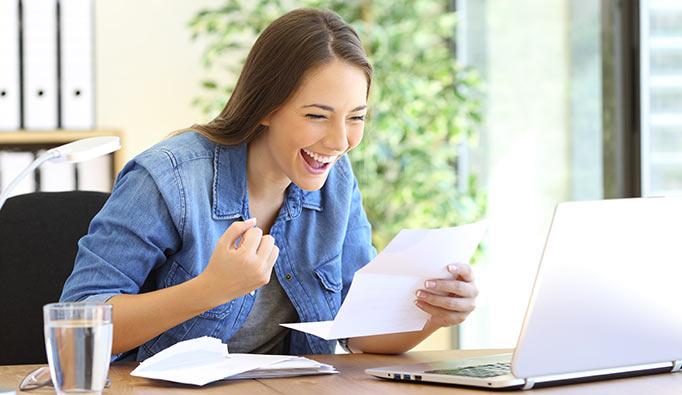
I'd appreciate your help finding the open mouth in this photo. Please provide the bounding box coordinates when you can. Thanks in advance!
[300,149,334,174]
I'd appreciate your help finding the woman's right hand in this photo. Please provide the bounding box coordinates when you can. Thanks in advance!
[199,218,279,305]
[107,218,278,355]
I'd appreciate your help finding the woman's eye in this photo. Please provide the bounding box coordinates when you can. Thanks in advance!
[305,114,326,120]
[349,115,366,122]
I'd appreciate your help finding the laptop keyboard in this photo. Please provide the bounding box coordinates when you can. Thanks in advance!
[425,362,511,378]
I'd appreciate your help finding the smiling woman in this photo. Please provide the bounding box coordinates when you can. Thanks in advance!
[254,60,368,193]
[59,8,480,361]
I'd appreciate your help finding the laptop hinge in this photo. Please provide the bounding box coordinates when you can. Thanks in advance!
[672,361,682,372]
[522,378,536,390]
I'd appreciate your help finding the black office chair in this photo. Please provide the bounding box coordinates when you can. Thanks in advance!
[0,191,109,365]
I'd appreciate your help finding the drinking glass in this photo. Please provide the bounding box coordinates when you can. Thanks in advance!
[43,303,113,395]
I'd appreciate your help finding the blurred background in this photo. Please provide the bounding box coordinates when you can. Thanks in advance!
[2,0,680,352]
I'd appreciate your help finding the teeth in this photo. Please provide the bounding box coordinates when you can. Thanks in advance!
[303,149,335,164]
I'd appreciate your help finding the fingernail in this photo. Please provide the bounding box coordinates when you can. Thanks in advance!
[416,290,424,298]
[448,264,457,273]
[246,217,256,224]
[414,300,420,306]
[425,281,436,289]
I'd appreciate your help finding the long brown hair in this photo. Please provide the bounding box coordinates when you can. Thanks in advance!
[190,8,373,145]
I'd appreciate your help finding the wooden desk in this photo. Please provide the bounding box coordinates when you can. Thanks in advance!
[2,349,682,394]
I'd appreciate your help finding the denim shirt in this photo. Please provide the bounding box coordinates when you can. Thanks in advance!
[60,131,377,361]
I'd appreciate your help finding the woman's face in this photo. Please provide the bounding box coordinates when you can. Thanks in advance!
[260,59,368,191]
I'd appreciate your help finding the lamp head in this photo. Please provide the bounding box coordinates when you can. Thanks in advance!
[49,136,121,163]
[0,135,122,211]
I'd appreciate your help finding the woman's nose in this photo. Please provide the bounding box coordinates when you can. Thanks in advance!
[324,120,349,153]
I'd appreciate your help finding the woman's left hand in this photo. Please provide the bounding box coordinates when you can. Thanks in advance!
[415,262,479,329]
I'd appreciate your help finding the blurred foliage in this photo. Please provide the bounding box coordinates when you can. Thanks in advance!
[189,0,487,252]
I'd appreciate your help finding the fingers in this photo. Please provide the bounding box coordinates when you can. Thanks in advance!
[230,220,279,271]
[220,219,279,268]
[256,234,274,256]
[252,234,278,287]
[221,218,257,249]
[416,262,478,320]
[256,235,279,270]
[239,226,263,252]
[416,289,476,313]
[415,300,471,327]
[206,218,280,301]
[447,263,474,282]
[424,278,478,298]
[422,263,478,298]
[266,244,280,270]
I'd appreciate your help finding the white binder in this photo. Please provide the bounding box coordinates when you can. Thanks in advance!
[77,154,112,192]
[0,151,36,197]
[22,0,58,130]
[38,150,76,191]
[60,0,94,129]
[0,0,21,130]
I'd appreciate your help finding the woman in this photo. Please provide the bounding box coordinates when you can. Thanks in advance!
[61,8,478,361]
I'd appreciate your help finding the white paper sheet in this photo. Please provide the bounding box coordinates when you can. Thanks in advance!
[228,357,337,379]
[281,221,488,340]
[131,337,336,386]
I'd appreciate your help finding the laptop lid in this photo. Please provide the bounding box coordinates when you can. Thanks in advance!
[366,197,682,389]
[512,197,682,378]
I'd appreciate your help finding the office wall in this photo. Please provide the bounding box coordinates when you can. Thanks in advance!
[95,0,218,168]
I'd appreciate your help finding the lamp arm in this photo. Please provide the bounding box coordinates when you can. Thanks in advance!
[0,150,59,210]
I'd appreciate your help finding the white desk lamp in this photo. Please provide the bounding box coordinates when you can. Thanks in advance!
[0,136,121,210]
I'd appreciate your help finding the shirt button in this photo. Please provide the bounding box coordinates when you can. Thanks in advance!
[285,274,292,280]
[249,291,255,296]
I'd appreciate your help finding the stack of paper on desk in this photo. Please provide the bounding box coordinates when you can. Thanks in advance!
[131,337,337,386]
[281,221,488,340]
[228,357,337,379]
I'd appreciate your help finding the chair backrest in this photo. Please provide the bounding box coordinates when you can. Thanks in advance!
[0,191,109,365]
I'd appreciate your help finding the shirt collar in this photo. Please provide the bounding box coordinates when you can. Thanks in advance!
[211,143,323,221]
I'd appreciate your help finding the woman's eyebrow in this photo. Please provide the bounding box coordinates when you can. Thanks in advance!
[302,104,367,112]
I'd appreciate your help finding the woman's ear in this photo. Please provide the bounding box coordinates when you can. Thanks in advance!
[260,113,271,127]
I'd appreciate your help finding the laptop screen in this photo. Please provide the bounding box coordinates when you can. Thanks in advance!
[512,197,682,378]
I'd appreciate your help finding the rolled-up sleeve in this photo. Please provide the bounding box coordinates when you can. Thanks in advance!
[60,156,183,303]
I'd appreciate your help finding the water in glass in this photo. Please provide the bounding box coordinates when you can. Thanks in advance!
[44,304,113,395]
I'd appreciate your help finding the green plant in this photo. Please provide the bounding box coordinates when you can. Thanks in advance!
[189,0,486,251]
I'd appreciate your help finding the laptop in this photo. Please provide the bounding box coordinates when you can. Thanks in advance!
[366,197,682,390]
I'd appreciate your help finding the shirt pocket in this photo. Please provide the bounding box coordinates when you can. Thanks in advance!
[165,260,233,320]
[313,254,343,317]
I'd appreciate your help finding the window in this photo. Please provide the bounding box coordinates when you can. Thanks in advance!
[456,0,606,348]
[640,0,682,196]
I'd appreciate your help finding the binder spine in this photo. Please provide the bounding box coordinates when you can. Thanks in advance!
[0,0,21,130]
[56,0,62,128]
[59,0,95,130]
[22,0,59,130]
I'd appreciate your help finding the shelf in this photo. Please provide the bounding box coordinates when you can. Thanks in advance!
[0,129,125,177]
[0,130,122,145]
